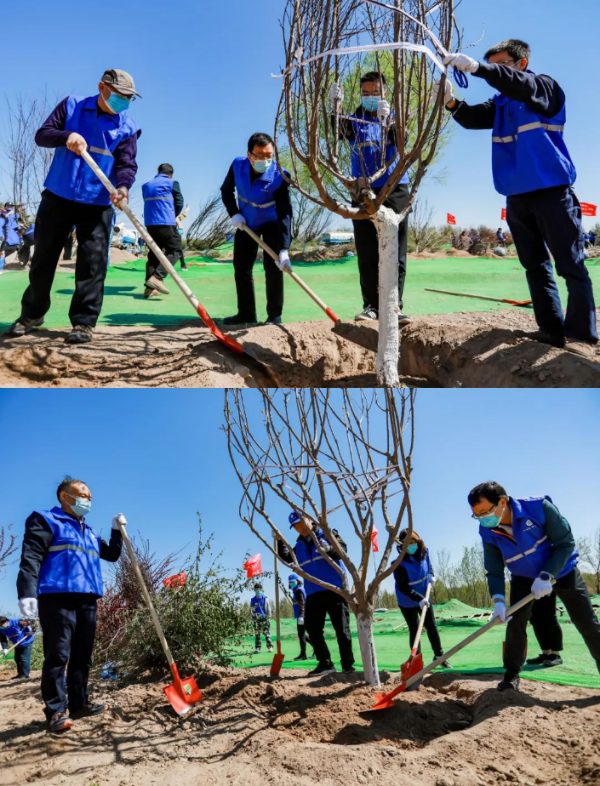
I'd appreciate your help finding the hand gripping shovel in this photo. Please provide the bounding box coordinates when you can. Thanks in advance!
[80,149,280,387]
[1,636,27,659]
[115,514,201,715]
[372,589,540,710]
[270,536,285,677]
[400,581,433,684]
[241,225,379,353]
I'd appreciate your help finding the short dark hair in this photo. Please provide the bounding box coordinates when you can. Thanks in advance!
[158,163,174,175]
[467,481,508,507]
[0,617,8,626]
[56,475,86,501]
[360,71,386,86]
[247,133,274,153]
[484,39,530,64]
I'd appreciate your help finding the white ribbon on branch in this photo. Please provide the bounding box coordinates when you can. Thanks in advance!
[361,0,450,58]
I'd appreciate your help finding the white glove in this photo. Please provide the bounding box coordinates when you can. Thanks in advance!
[231,213,246,231]
[532,575,553,600]
[428,575,437,585]
[443,53,480,73]
[2,648,8,656]
[432,78,454,106]
[490,598,508,623]
[277,250,292,272]
[377,99,391,125]
[112,513,127,530]
[418,597,431,609]
[298,616,304,625]
[18,598,37,617]
[329,82,344,112]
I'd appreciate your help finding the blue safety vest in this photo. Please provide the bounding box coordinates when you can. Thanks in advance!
[479,496,578,579]
[292,584,306,619]
[36,506,104,596]
[44,95,138,206]
[232,157,286,230]
[142,174,176,226]
[491,80,576,197]
[293,528,346,596]
[1,619,34,648]
[250,594,268,618]
[394,550,433,609]
[24,223,35,238]
[348,112,409,188]
[3,211,21,245]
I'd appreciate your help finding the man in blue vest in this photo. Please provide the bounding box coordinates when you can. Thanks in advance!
[0,617,35,679]
[142,163,186,299]
[16,476,125,733]
[439,40,597,358]
[469,481,600,692]
[288,573,311,661]
[0,203,23,264]
[330,71,412,326]
[250,582,273,653]
[4,69,141,345]
[18,222,35,268]
[278,512,355,676]
[220,132,293,326]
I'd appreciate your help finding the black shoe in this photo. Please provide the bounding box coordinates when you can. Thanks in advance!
[308,661,336,677]
[49,712,73,733]
[342,666,356,674]
[264,316,282,326]
[526,653,548,665]
[543,654,563,667]
[222,313,257,326]
[497,672,520,692]
[15,674,30,680]
[180,262,188,271]
[294,654,308,661]
[65,325,94,344]
[355,306,378,322]
[398,311,412,326]
[439,660,453,669]
[4,316,44,337]
[69,701,108,719]
[515,329,566,349]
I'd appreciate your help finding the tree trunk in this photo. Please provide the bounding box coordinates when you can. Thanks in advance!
[357,609,380,686]
[373,205,401,387]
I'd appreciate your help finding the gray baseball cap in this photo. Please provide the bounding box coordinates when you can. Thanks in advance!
[101,69,142,98]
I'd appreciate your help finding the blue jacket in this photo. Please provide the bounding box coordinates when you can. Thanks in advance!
[250,593,269,619]
[232,157,287,230]
[36,506,104,596]
[3,210,21,245]
[491,81,576,197]
[0,619,34,648]
[293,528,346,596]
[480,496,578,584]
[292,584,306,619]
[348,113,409,188]
[44,95,138,206]
[394,549,433,609]
[24,223,35,238]
[142,174,177,226]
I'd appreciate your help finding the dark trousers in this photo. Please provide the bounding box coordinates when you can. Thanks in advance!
[530,591,563,652]
[305,589,355,670]
[20,190,114,328]
[352,184,410,311]
[62,234,74,261]
[14,643,32,677]
[38,593,98,719]
[399,605,444,658]
[18,235,34,265]
[232,222,284,321]
[505,569,600,675]
[145,224,183,282]
[506,185,598,343]
[296,621,312,656]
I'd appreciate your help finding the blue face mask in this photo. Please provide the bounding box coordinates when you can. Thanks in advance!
[252,158,272,174]
[476,503,504,529]
[361,96,380,112]
[406,543,418,556]
[254,590,261,596]
[105,90,131,114]
[66,494,91,518]
[289,581,298,589]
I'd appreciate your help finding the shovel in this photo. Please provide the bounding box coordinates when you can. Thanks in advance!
[80,149,280,387]
[241,225,380,353]
[115,514,201,715]
[425,288,533,308]
[400,581,433,684]
[372,589,540,710]
[1,636,27,659]
[270,536,285,677]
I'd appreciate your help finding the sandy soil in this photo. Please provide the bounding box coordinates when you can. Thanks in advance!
[1,666,599,786]
[1,312,598,389]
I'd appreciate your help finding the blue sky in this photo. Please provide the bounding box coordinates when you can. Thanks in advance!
[0,389,598,614]
[1,0,598,231]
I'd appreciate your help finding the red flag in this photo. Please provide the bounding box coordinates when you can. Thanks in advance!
[162,571,187,589]
[501,208,507,221]
[371,526,379,553]
[243,554,262,578]
[447,213,456,225]
[581,202,598,217]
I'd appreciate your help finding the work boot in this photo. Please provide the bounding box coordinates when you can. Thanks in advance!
[355,306,378,322]
[65,325,94,344]
[497,671,521,692]
[264,316,282,326]
[143,287,161,299]
[543,654,563,667]
[514,329,566,349]
[222,313,257,326]
[565,339,597,359]
[398,311,412,326]
[4,316,44,337]
[294,653,308,661]
[145,275,170,295]
[49,712,73,733]
[69,701,108,719]
[308,661,336,677]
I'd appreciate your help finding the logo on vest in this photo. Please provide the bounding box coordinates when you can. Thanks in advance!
[524,520,535,529]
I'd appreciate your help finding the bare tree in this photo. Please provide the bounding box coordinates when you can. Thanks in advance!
[410,197,437,253]
[224,389,416,686]
[292,188,332,244]
[185,192,231,251]
[578,531,600,595]
[0,524,19,576]
[274,0,461,385]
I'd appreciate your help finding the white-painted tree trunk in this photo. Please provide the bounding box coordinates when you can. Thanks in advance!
[373,205,401,387]
[357,610,380,686]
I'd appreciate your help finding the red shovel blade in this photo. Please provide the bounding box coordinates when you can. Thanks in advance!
[401,651,423,684]
[270,649,285,677]
[163,664,202,716]
[372,680,408,710]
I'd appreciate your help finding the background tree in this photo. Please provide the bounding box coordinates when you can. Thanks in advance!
[578,531,600,595]
[186,192,231,251]
[224,389,416,686]
[0,525,19,577]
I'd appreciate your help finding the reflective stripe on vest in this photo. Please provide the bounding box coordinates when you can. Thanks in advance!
[89,146,113,157]
[232,157,285,229]
[238,195,276,208]
[504,535,548,564]
[144,196,174,201]
[48,543,100,558]
[409,572,432,585]
[493,123,565,144]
